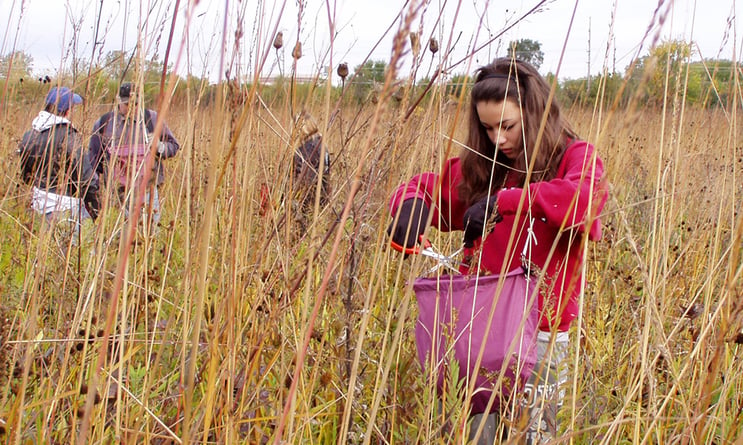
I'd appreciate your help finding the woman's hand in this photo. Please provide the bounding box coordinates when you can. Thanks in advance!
[462,195,502,247]
[388,198,430,250]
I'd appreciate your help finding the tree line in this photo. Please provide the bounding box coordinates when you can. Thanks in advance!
[1,39,739,110]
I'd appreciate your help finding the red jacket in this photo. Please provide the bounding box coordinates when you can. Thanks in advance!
[389,140,607,331]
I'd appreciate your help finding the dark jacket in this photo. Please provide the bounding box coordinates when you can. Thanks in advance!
[19,111,101,219]
[292,134,330,207]
[88,108,179,187]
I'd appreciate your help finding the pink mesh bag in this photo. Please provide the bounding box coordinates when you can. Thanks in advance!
[413,268,539,414]
[108,143,153,187]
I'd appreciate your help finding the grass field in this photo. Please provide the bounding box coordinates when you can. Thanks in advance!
[1,75,741,444]
[1,8,742,445]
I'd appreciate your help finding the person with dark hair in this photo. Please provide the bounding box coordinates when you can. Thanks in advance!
[88,82,179,229]
[18,86,101,239]
[292,111,330,212]
[387,58,607,443]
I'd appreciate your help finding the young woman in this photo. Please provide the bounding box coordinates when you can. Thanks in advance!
[387,58,607,443]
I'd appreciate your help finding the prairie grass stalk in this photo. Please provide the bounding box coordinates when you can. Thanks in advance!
[1,0,742,444]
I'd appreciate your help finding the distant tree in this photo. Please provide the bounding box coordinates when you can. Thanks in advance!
[0,51,34,80]
[632,40,702,106]
[102,50,130,81]
[508,39,544,70]
[100,50,173,103]
[353,60,388,83]
[598,72,628,106]
[692,58,737,107]
[559,71,632,109]
[143,58,166,86]
[446,74,471,100]
[68,56,91,81]
[351,60,388,103]
[559,77,589,107]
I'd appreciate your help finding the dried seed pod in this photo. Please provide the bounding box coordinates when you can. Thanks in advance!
[337,62,349,80]
[320,372,332,386]
[689,327,700,342]
[429,37,439,54]
[409,32,420,58]
[273,31,283,50]
[292,41,302,60]
[682,302,703,320]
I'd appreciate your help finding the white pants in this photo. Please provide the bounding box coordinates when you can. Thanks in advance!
[469,331,570,444]
[31,187,91,242]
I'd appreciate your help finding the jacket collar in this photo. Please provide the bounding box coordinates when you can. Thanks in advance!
[32,111,70,132]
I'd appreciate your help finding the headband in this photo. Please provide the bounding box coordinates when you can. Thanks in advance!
[479,73,516,82]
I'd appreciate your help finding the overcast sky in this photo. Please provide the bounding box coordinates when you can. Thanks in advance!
[1,0,739,83]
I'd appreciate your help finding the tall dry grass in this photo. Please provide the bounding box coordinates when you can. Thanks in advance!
[1,1,742,444]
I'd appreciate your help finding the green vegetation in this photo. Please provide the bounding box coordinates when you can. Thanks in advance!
[0,15,741,445]
[508,38,544,70]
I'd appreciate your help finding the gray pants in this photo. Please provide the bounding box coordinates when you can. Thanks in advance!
[468,331,570,444]
[39,206,92,246]
[117,185,161,231]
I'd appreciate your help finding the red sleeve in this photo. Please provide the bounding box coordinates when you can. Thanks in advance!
[388,158,468,232]
[496,141,607,240]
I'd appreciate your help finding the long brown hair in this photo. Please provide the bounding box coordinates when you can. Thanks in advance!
[458,57,576,206]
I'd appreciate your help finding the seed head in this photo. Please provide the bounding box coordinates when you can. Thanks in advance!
[292,41,302,60]
[273,32,283,50]
[682,303,703,320]
[429,37,439,54]
[320,372,332,386]
[409,32,420,58]
[337,63,349,80]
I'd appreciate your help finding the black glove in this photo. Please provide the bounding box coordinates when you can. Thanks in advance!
[387,198,430,250]
[462,195,502,248]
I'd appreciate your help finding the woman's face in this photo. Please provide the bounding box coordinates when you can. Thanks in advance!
[476,99,522,160]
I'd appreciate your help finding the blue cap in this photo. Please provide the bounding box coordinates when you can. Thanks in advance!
[44,86,83,113]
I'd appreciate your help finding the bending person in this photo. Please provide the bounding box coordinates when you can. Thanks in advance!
[19,86,101,240]
[387,58,607,444]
